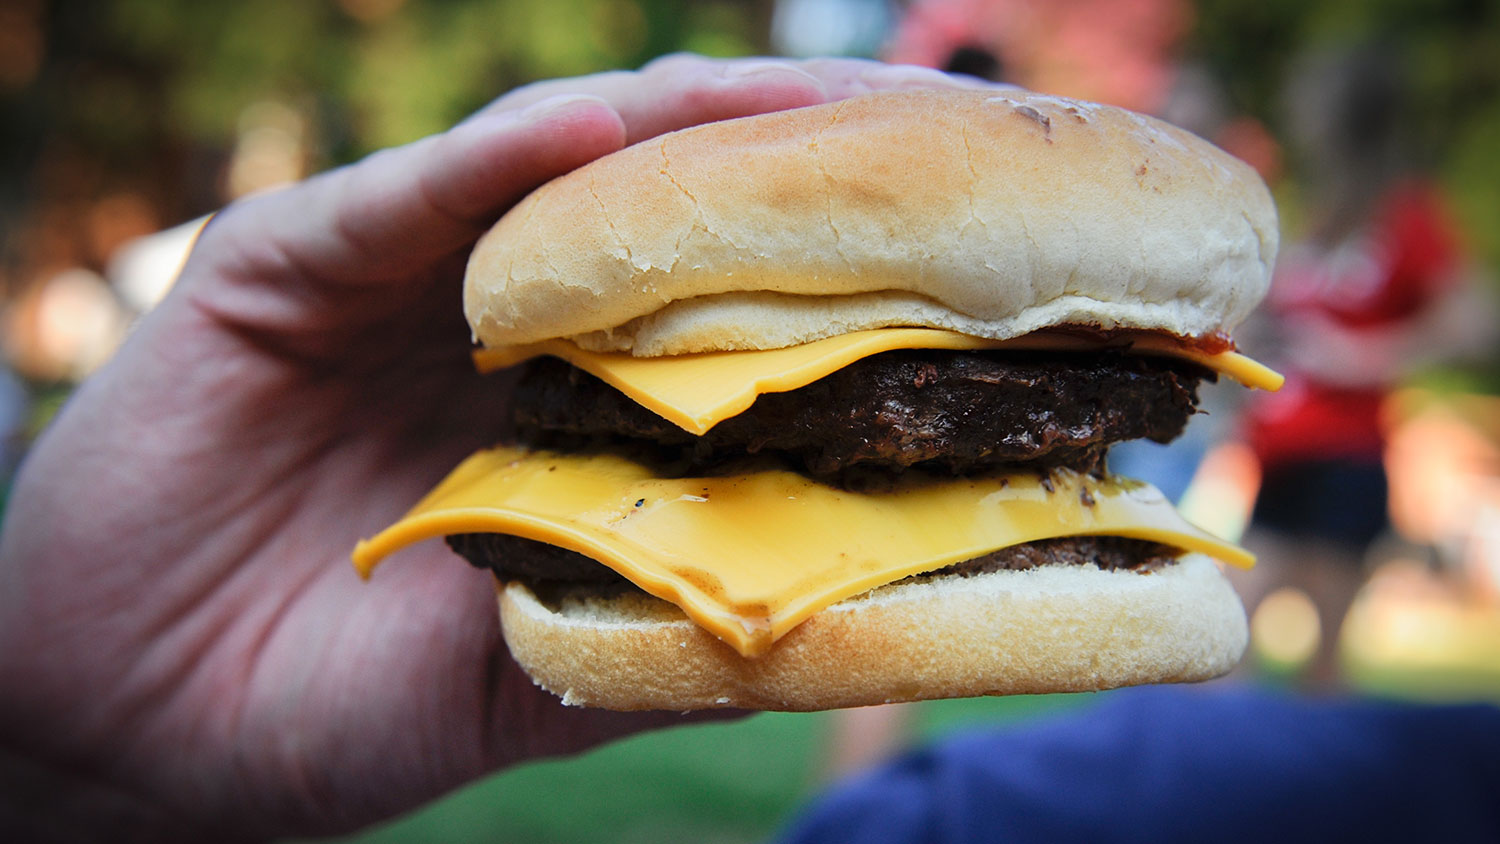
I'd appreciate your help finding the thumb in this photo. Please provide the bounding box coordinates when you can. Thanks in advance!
[195,95,627,294]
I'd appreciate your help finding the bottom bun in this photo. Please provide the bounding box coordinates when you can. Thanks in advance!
[498,553,1248,711]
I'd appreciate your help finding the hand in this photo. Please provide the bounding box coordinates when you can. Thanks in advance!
[0,55,986,841]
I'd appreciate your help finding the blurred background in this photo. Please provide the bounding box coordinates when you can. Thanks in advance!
[2,0,1499,841]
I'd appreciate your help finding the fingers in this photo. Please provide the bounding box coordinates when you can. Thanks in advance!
[483,55,828,145]
[200,95,627,289]
[193,55,1002,301]
[792,56,996,99]
[485,54,998,146]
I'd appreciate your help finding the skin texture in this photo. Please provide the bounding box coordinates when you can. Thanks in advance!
[0,55,993,842]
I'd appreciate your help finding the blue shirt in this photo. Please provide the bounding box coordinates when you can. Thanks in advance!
[779,685,1500,844]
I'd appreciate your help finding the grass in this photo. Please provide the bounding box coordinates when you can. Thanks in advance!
[305,577,1500,844]
[310,693,1097,844]
[318,709,832,844]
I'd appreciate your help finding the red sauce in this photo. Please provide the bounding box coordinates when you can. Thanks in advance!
[1048,324,1237,354]
[1181,330,1237,355]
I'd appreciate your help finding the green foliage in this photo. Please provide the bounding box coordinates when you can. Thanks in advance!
[304,694,1090,844]
[1188,0,1500,265]
[314,711,834,844]
[64,0,761,166]
[103,0,338,141]
[43,1,1500,268]
[1447,105,1500,268]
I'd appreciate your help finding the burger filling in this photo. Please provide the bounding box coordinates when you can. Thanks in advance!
[449,348,1212,592]
[511,349,1208,478]
[449,532,1181,601]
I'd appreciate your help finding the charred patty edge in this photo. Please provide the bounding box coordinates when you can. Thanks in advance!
[511,348,1209,479]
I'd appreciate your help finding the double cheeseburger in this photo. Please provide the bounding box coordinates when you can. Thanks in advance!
[353,88,1281,711]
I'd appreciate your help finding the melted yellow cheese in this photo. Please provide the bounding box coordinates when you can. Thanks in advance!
[472,328,1283,435]
[353,446,1254,657]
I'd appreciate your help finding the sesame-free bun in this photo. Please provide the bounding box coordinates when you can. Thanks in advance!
[498,554,1248,712]
[465,88,1278,356]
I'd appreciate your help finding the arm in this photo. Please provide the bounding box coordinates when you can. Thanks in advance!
[0,55,981,842]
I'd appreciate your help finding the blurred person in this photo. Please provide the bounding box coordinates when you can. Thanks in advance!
[1237,43,1489,691]
[0,55,998,842]
[940,43,1005,81]
[883,0,1191,113]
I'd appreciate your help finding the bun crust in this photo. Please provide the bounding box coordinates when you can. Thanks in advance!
[466,89,1278,355]
[498,554,1248,711]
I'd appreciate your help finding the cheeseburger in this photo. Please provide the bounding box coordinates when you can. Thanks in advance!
[353,88,1281,711]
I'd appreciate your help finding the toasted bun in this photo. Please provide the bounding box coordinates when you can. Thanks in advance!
[498,554,1248,711]
[466,88,1278,356]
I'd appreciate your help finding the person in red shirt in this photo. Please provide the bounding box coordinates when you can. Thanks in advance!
[1242,44,1476,690]
[1250,182,1463,480]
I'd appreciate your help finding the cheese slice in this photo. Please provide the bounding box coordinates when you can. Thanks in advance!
[353,446,1254,658]
[472,328,1283,436]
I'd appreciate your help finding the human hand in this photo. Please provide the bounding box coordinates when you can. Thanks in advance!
[0,55,987,841]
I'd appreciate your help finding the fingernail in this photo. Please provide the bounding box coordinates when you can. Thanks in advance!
[722,60,821,84]
[518,93,609,123]
[862,64,974,90]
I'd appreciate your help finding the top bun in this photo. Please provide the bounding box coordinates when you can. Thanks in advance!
[465,88,1278,356]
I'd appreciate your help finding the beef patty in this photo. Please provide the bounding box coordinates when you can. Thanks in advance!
[511,349,1208,479]
[451,348,1202,598]
[448,532,1181,596]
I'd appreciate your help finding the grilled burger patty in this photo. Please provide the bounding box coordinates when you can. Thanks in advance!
[461,349,1208,596]
[512,349,1209,478]
[448,532,1181,595]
